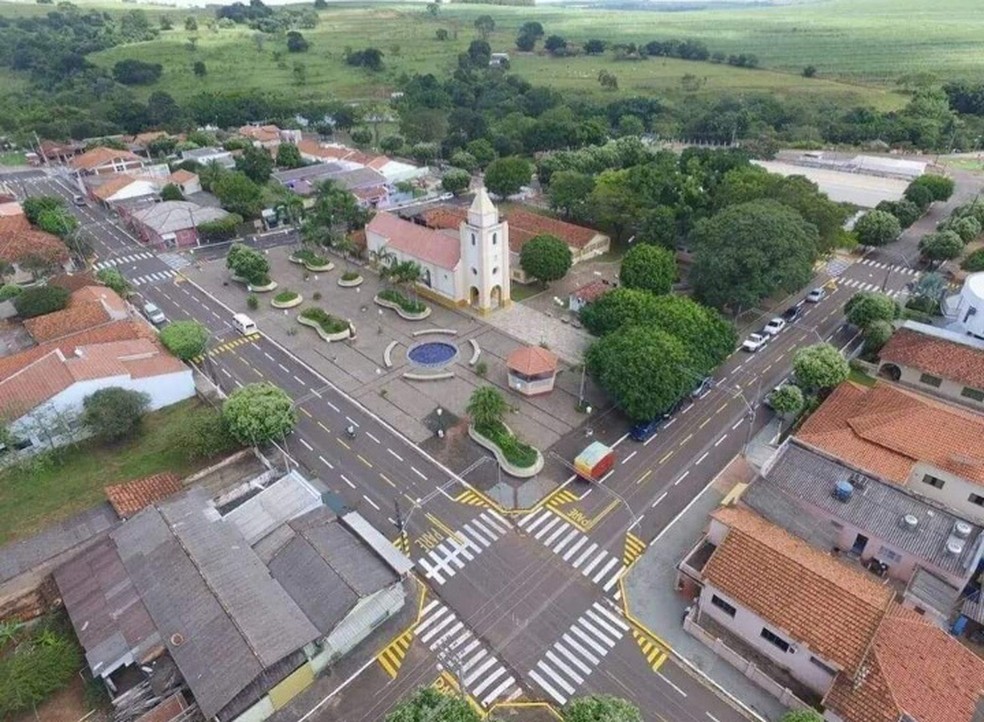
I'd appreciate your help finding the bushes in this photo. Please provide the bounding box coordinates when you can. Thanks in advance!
[226,242,270,284]
[197,214,242,243]
[176,408,241,460]
[300,307,349,334]
[961,248,984,272]
[378,288,426,314]
[274,290,299,303]
[0,284,23,301]
[908,174,954,202]
[476,420,538,468]
[0,615,83,718]
[159,320,208,360]
[291,248,329,266]
[13,285,70,318]
[96,267,130,296]
[83,387,151,442]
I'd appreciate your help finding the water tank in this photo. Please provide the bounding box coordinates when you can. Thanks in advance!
[947,539,966,556]
[832,480,854,503]
[954,521,973,539]
[900,514,919,532]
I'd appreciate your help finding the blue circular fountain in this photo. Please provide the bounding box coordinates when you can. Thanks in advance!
[407,341,459,369]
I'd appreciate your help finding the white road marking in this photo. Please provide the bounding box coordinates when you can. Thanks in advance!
[663,417,677,428]
[695,452,709,465]
[714,434,727,447]
[674,471,689,486]
[621,451,637,465]
[681,403,694,414]
[318,455,334,469]
[658,672,688,697]
[652,492,668,507]
[221,369,232,378]
[341,474,356,489]
[411,466,427,480]
[707,714,721,722]
[363,495,380,511]
[366,431,381,444]
[327,401,340,412]
[346,416,359,427]
[278,363,290,373]
[293,375,305,385]
[299,438,314,451]
[731,419,743,431]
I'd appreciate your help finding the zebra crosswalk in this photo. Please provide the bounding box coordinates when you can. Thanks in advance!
[92,251,154,270]
[527,601,630,705]
[158,252,191,271]
[517,508,625,596]
[838,277,905,297]
[858,258,919,275]
[417,510,510,586]
[377,629,414,678]
[454,489,493,507]
[416,599,522,708]
[131,269,177,287]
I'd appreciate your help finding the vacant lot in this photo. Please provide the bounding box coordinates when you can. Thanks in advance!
[0,399,217,544]
[80,2,919,109]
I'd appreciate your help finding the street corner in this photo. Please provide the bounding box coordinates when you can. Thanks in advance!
[622,531,647,567]
[627,624,671,675]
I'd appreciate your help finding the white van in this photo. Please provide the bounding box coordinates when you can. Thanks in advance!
[232,313,258,336]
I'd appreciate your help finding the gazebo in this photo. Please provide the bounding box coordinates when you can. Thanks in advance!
[506,346,559,396]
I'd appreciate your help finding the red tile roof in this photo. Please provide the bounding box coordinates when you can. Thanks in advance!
[705,506,893,673]
[239,124,280,143]
[91,174,142,201]
[0,214,31,234]
[420,204,605,254]
[48,272,99,292]
[168,169,197,184]
[71,147,143,171]
[506,346,558,376]
[824,605,984,722]
[797,382,984,486]
[105,473,183,519]
[366,212,461,270]
[880,326,984,391]
[0,227,69,266]
[571,280,611,303]
[22,286,126,343]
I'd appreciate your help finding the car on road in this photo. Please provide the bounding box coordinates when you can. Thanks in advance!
[142,302,166,326]
[805,287,825,303]
[690,376,714,399]
[781,304,803,324]
[741,332,769,352]
[630,416,666,442]
[72,195,87,207]
[763,317,786,336]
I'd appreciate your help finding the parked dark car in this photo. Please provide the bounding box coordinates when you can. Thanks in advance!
[781,303,804,324]
[690,376,714,399]
[630,416,665,442]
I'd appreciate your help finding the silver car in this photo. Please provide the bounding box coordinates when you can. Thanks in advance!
[143,302,166,326]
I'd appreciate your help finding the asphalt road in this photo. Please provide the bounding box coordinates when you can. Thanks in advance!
[14,168,939,721]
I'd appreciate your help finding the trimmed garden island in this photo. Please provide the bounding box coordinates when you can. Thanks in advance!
[297,307,353,342]
[227,243,278,292]
[466,386,544,478]
[338,270,364,287]
[271,290,303,309]
[289,248,335,272]
[375,288,431,321]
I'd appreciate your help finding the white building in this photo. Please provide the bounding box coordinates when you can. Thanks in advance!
[0,338,194,456]
[365,188,511,313]
[945,271,984,340]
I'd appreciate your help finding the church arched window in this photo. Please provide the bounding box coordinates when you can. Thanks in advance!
[471,234,476,246]
[492,233,497,245]
[493,267,499,276]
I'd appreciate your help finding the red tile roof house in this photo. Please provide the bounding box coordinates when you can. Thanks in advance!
[877,320,984,412]
[127,201,230,249]
[568,279,613,313]
[0,215,72,285]
[420,204,611,285]
[0,338,193,458]
[71,147,147,177]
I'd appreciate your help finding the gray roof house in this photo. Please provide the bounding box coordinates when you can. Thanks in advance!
[55,470,409,722]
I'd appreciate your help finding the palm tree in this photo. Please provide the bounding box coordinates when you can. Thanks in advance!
[332,235,358,270]
[393,260,423,301]
[467,386,507,431]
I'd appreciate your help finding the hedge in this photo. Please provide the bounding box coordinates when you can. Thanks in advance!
[378,288,426,314]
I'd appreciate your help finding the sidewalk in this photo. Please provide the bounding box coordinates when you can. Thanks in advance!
[623,456,788,722]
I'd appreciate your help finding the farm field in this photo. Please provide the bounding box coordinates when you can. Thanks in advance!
[80,2,918,109]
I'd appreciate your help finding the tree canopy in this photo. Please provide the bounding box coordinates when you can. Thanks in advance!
[466,386,507,430]
[484,156,532,198]
[690,200,818,311]
[276,142,304,168]
[844,291,899,329]
[226,243,270,285]
[769,384,804,417]
[14,286,70,319]
[586,325,697,421]
[619,243,676,295]
[385,688,481,722]
[793,343,849,391]
[235,145,275,183]
[919,230,964,262]
[159,320,209,360]
[213,171,264,218]
[519,234,572,286]
[83,387,151,442]
[854,209,901,247]
[563,695,643,722]
[222,382,297,446]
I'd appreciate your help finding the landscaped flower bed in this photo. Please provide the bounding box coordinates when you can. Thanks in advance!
[289,248,334,272]
[271,290,303,309]
[469,422,544,477]
[297,307,351,342]
[231,273,278,292]
[375,289,430,320]
[338,271,364,287]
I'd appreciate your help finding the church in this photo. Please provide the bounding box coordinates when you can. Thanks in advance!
[365,188,511,313]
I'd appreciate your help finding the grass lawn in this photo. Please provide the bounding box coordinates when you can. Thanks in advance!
[0,151,26,166]
[848,368,878,387]
[511,283,545,303]
[0,399,218,545]
[78,2,926,110]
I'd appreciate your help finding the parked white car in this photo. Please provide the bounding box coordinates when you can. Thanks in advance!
[742,333,769,352]
[143,302,166,326]
[806,287,825,303]
[763,317,786,336]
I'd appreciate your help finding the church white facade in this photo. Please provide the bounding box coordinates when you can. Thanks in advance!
[365,188,511,313]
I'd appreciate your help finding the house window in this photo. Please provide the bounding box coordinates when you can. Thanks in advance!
[471,234,476,246]
[471,268,478,276]
[962,387,984,402]
[876,545,901,563]
[710,595,736,618]
[922,474,946,490]
[969,493,984,508]
[760,627,790,653]
[492,233,497,245]
[919,373,942,388]
[809,656,837,676]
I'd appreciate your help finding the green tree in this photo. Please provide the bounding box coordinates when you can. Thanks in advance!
[484,156,532,198]
[380,135,405,153]
[768,384,804,417]
[159,320,209,360]
[276,142,304,168]
[778,711,823,722]
[579,287,651,336]
[185,16,197,31]
[21,196,63,225]
[919,230,963,263]
[904,182,934,211]
[82,387,151,442]
[948,215,981,243]
[160,183,184,201]
[909,174,954,202]
[845,291,899,329]
[547,170,595,219]
[793,343,849,391]
[222,382,297,446]
[13,286,70,319]
[226,243,270,284]
[520,234,572,286]
[690,200,818,311]
[442,168,471,195]
[213,171,263,217]
[544,35,567,55]
[350,127,373,147]
[235,145,275,183]
[619,244,675,295]
[617,114,645,137]
[638,205,678,249]
[466,385,508,430]
[854,210,901,247]
[466,138,496,167]
[876,199,921,229]
[96,268,130,296]
[193,60,207,77]
[386,688,482,722]
[36,208,78,239]
[0,620,82,718]
[473,14,495,40]
[564,695,643,722]
[450,150,478,172]
[587,325,696,421]
[862,319,894,356]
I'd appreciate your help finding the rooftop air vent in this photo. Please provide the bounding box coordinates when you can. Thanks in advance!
[170,633,185,647]
[832,480,854,503]
[901,514,919,532]
[947,540,965,556]
[954,521,973,539]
